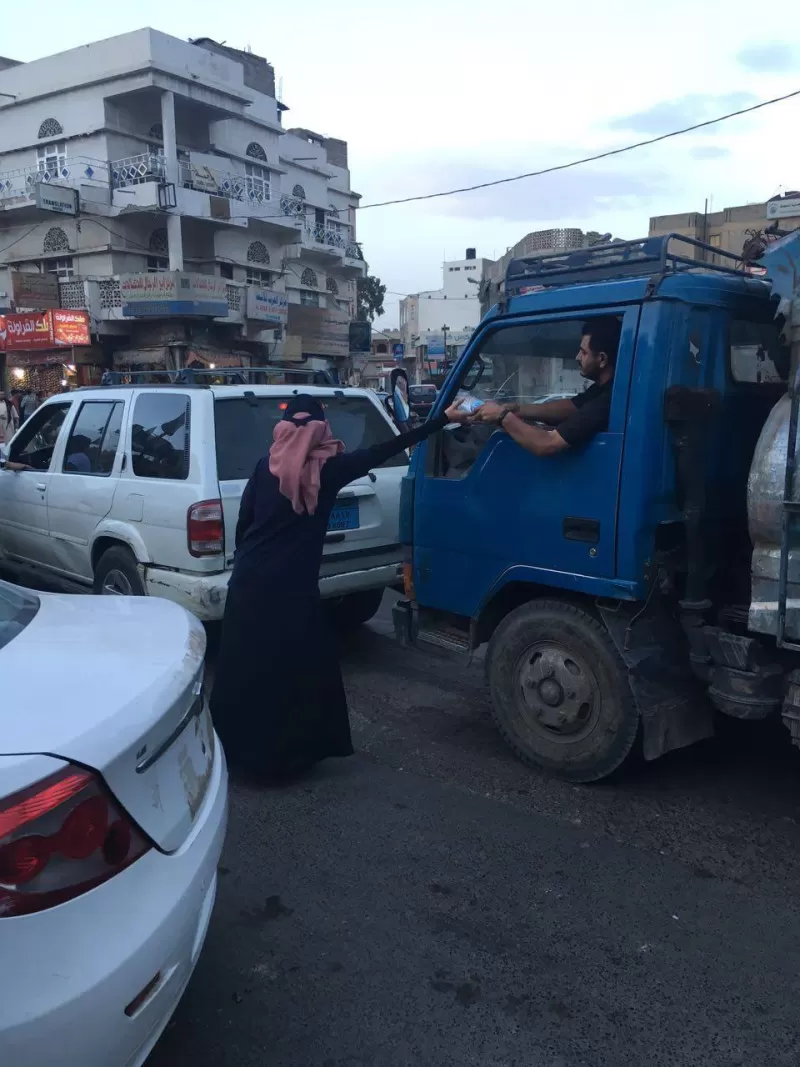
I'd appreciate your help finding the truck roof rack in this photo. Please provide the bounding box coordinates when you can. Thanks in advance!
[97,366,339,387]
[504,233,748,297]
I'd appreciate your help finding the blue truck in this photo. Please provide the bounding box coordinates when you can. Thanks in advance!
[393,231,800,782]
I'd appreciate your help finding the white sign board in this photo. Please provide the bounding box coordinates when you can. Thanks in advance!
[35,183,78,216]
[246,288,289,324]
[766,198,800,220]
[119,271,229,317]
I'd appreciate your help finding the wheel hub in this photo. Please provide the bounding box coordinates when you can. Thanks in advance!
[102,568,133,596]
[517,645,597,738]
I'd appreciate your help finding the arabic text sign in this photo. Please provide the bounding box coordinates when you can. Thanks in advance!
[120,271,229,317]
[0,310,91,350]
[11,272,60,310]
[246,288,289,324]
[52,309,91,347]
[287,305,350,357]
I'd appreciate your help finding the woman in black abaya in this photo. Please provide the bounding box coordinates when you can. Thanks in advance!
[210,393,466,777]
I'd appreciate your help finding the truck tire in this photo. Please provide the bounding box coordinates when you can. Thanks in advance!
[486,598,639,783]
[93,545,146,598]
[327,588,384,630]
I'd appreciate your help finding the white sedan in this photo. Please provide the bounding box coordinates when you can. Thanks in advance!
[0,581,228,1067]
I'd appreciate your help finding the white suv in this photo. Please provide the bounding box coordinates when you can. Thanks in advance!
[0,384,407,626]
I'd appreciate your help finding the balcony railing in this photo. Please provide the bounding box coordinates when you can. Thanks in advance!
[110,153,306,219]
[0,157,110,203]
[345,242,363,261]
[58,280,88,309]
[305,223,349,250]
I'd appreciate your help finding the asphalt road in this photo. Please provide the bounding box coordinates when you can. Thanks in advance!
[142,595,800,1067]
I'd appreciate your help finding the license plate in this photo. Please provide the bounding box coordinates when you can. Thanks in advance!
[328,499,359,531]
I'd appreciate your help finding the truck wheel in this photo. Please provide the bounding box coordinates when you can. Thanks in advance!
[327,588,384,630]
[486,599,639,783]
[93,546,146,597]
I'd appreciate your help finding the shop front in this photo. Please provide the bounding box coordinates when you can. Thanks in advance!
[0,309,93,395]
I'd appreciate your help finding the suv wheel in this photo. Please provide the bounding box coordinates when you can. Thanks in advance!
[327,589,384,630]
[93,546,146,597]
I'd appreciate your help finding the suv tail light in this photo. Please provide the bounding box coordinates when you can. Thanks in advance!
[188,499,224,557]
[0,766,151,917]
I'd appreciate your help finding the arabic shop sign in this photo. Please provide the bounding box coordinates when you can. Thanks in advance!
[246,288,289,324]
[0,310,91,350]
[120,271,229,318]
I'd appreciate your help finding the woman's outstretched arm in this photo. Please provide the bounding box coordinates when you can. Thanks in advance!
[323,403,467,490]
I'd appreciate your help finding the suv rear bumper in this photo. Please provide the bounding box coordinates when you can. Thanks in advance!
[143,557,403,622]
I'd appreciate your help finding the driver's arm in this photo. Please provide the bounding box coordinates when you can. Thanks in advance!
[4,460,33,472]
[505,397,577,425]
[497,411,570,457]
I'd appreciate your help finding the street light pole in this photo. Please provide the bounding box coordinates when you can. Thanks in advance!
[442,323,449,372]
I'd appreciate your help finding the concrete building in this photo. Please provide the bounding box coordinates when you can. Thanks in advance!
[648,196,800,262]
[399,249,490,373]
[479,228,610,316]
[0,29,366,391]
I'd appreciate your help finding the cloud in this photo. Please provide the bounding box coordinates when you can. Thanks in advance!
[689,145,731,160]
[359,158,668,223]
[738,43,800,72]
[608,93,758,135]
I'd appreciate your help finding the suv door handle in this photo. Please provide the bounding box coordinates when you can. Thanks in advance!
[36,483,46,492]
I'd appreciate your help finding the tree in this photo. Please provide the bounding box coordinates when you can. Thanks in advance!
[357,273,386,322]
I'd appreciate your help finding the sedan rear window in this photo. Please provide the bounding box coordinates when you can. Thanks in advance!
[0,582,39,652]
[214,395,407,481]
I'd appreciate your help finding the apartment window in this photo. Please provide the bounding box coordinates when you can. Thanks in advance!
[37,141,66,175]
[300,290,319,307]
[38,118,63,140]
[43,257,74,280]
[147,257,169,273]
[246,268,272,286]
[245,162,270,203]
[220,263,234,280]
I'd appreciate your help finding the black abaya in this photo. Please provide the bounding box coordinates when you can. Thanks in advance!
[210,412,449,776]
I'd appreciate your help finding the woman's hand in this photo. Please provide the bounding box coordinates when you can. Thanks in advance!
[444,399,471,424]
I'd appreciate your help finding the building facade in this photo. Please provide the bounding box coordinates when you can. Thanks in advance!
[0,29,366,390]
[399,248,489,377]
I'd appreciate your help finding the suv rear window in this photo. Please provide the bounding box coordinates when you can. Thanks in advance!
[0,581,39,652]
[214,395,407,481]
[131,392,191,480]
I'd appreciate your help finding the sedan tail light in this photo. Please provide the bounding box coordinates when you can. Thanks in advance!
[187,499,224,557]
[0,766,151,917]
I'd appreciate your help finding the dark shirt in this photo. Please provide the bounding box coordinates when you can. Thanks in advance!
[557,380,613,448]
[232,413,449,596]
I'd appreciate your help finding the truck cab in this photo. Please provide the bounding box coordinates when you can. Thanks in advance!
[394,233,794,782]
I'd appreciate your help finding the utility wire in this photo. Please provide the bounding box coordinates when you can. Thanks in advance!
[357,87,800,210]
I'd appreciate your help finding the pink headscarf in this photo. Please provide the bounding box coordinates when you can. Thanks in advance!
[269,414,344,515]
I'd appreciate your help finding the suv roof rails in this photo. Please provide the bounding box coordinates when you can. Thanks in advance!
[504,233,748,297]
[94,367,345,387]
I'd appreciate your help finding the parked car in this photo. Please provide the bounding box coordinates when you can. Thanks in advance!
[408,384,438,418]
[0,384,407,627]
[0,579,227,1067]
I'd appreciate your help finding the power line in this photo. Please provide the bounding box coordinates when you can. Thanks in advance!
[358,87,800,211]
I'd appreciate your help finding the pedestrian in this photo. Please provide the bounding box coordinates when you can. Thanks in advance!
[0,390,20,445]
[20,389,39,423]
[210,393,468,778]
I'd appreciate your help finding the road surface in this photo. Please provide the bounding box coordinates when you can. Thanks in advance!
[146,596,800,1067]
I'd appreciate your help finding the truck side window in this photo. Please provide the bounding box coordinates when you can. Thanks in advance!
[437,318,612,478]
[730,318,789,384]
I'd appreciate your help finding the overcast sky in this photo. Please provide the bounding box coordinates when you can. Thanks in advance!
[4,1,800,325]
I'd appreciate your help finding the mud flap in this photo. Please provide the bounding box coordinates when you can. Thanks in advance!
[597,601,714,761]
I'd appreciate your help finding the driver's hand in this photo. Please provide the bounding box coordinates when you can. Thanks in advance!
[474,401,507,423]
[444,399,471,424]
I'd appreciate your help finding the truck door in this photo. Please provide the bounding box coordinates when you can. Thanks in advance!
[413,307,639,620]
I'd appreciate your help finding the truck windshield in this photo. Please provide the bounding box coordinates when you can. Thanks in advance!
[0,582,39,652]
[214,395,408,481]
